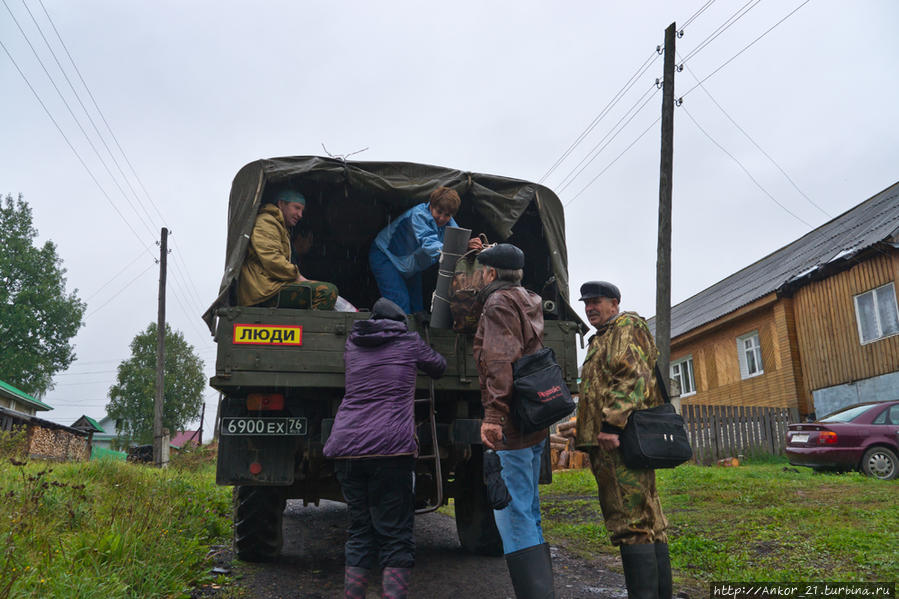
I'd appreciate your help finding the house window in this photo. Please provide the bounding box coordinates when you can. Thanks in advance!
[737,331,763,379]
[854,283,899,344]
[670,356,695,396]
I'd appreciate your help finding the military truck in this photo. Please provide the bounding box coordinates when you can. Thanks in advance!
[203,156,584,562]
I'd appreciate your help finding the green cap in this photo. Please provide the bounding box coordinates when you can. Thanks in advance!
[275,189,306,205]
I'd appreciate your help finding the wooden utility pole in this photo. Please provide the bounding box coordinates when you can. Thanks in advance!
[153,227,169,467]
[197,401,205,446]
[655,22,676,386]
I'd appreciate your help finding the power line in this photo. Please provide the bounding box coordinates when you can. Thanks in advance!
[677,52,831,219]
[557,83,660,193]
[0,37,156,260]
[540,49,662,184]
[84,261,155,318]
[681,105,813,228]
[168,236,209,312]
[680,0,763,64]
[19,0,163,237]
[2,0,159,244]
[680,0,814,99]
[84,251,148,301]
[680,0,718,30]
[35,0,169,228]
[564,115,661,208]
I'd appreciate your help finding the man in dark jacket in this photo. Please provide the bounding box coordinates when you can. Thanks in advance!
[323,298,446,599]
[474,244,554,599]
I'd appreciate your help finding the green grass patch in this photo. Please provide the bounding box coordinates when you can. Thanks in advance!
[0,454,232,599]
[541,457,898,584]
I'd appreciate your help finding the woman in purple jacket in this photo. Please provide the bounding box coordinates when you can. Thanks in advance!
[323,297,447,599]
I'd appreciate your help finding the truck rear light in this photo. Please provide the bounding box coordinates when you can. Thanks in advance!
[819,431,838,444]
[246,393,284,411]
[249,462,263,475]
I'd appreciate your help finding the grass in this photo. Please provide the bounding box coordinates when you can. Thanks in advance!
[540,456,898,586]
[0,434,232,599]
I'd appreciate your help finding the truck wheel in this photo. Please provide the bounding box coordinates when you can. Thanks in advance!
[233,486,287,562]
[454,450,504,556]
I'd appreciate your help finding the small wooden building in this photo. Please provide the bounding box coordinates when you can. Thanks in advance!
[657,181,899,419]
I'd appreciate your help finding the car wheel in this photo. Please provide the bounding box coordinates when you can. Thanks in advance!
[860,446,898,480]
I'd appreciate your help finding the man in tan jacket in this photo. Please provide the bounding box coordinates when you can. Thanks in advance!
[237,189,337,309]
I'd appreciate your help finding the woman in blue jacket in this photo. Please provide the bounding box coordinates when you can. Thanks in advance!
[369,187,481,313]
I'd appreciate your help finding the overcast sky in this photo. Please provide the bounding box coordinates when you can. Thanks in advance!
[2,0,897,432]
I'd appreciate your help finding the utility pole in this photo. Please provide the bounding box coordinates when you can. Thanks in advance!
[197,401,205,446]
[153,227,169,467]
[655,22,676,388]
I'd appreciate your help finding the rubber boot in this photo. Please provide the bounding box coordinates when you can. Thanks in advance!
[382,566,411,599]
[505,542,555,599]
[343,566,369,599]
[655,543,673,599]
[619,543,659,599]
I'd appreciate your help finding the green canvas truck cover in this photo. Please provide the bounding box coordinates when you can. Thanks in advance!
[203,156,579,332]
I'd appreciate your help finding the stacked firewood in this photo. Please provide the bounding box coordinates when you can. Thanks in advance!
[27,426,90,461]
[549,418,589,470]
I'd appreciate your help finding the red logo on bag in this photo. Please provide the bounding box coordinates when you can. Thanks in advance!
[538,386,562,402]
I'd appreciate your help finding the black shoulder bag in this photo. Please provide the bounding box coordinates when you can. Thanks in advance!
[618,366,693,469]
[511,314,575,434]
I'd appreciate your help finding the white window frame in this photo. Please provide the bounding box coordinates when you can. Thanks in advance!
[736,331,763,379]
[670,355,696,397]
[853,282,899,345]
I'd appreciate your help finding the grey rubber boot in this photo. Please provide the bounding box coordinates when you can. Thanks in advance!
[343,566,369,599]
[505,542,555,599]
[381,566,411,599]
[655,542,673,599]
[619,543,659,599]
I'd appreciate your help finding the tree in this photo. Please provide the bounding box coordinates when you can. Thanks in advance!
[0,194,85,396]
[106,322,205,445]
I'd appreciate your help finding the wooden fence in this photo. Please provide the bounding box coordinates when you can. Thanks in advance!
[681,404,800,465]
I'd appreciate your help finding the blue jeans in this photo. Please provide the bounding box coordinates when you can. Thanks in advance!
[368,246,423,313]
[493,439,546,554]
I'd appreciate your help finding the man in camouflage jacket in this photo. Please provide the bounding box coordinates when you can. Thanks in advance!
[574,281,672,599]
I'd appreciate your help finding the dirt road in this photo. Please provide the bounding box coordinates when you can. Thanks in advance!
[206,499,631,599]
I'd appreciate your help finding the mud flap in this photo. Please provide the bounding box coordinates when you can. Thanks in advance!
[217,434,297,486]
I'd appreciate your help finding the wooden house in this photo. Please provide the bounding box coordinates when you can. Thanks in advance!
[657,181,899,419]
[0,379,51,417]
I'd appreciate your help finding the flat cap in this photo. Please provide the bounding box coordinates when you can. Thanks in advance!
[371,297,406,321]
[579,281,620,302]
[477,243,524,270]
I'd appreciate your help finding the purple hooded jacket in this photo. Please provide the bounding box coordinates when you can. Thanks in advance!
[323,318,446,458]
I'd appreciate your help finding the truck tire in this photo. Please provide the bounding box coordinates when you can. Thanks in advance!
[233,486,287,562]
[454,450,504,556]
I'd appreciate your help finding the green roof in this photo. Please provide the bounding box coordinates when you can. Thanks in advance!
[0,379,51,411]
[73,415,104,432]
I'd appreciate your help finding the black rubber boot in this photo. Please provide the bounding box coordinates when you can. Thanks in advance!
[343,566,369,599]
[381,566,411,599]
[619,543,659,599]
[655,543,672,599]
[505,542,555,599]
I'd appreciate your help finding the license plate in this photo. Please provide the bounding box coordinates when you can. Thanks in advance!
[221,417,307,436]
[791,433,809,444]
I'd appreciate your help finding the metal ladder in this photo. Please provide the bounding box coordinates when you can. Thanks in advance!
[414,322,443,514]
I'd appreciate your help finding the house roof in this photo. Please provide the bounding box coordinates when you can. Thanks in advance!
[171,430,200,448]
[0,379,51,411]
[72,415,104,432]
[660,181,899,339]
